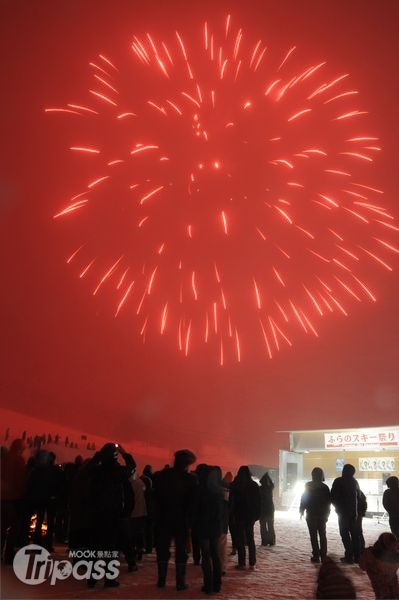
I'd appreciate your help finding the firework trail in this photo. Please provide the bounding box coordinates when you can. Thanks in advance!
[47,16,397,364]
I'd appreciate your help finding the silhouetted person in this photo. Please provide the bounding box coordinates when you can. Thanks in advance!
[69,457,98,557]
[223,471,238,556]
[300,467,331,562]
[196,465,224,595]
[55,462,75,543]
[117,471,136,572]
[143,464,153,480]
[191,464,206,566]
[219,471,231,574]
[141,466,154,553]
[1,439,26,563]
[331,464,362,563]
[259,472,276,546]
[25,450,58,551]
[358,490,367,553]
[383,476,399,540]
[131,471,147,563]
[360,532,399,599]
[316,557,357,599]
[87,443,136,588]
[230,466,260,570]
[153,449,197,591]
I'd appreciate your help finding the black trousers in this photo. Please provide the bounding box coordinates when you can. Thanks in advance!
[155,523,188,564]
[259,515,276,545]
[143,515,153,552]
[236,519,256,567]
[90,514,119,581]
[1,500,26,562]
[191,526,201,564]
[118,517,136,566]
[229,517,238,551]
[338,514,360,561]
[389,516,399,540]
[306,516,327,560]
[200,536,222,593]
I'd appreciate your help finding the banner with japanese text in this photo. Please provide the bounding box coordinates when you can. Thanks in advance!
[324,430,399,450]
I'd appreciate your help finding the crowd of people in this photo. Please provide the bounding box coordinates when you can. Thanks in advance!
[300,464,399,598]
[4,426,96,451]
[1,440,274,594]
[1,439,399,598]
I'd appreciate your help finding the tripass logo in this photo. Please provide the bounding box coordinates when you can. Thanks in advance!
[13,545,120,585]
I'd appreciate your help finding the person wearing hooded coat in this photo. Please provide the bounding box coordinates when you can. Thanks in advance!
[219,470,232,574]
[87,443,136,588]
[300,467,331,562]
[382,476,399,540]
[195,465,224,594]
[259,472,276,546]
[331,464,362,564]
[152,449,198,591]
[360,532,399,599]
[230,466,261,569]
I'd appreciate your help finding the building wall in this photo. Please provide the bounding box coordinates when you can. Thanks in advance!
[279,427,399,512]
[302,450,399,481]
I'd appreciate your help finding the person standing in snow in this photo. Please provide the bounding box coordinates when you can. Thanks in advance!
[152,449,198,591]
[331,464,362,564]
[230,466,261,570]
[383,476,399,540]
[300,467,331,563]
[259,472,276,546]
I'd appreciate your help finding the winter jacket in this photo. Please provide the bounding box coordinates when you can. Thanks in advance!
[300,480,331,519]
[89,452,136,519]
[152,466,198,528]
[331,475,361,518]
[230,479,261,523]
[195,466,224,539]
[259,473,275,518]
[383,488,399,518]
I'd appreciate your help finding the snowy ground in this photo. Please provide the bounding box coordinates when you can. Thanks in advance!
[2,511,389,600]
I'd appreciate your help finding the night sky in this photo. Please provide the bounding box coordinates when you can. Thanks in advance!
[1,0,399,466]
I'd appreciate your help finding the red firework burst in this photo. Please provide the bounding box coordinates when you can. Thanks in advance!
[47,15,398,364]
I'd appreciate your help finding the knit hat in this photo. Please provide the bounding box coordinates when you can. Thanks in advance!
[174,449,196,467]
